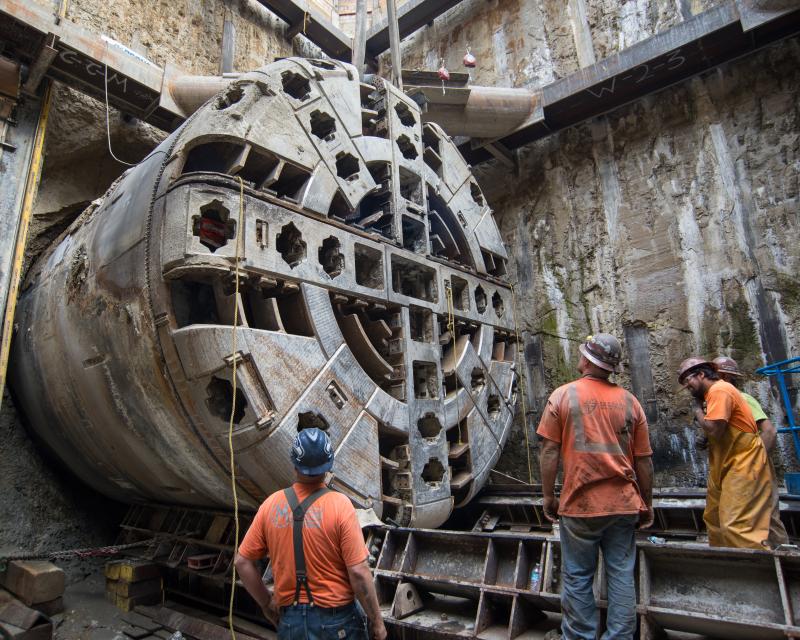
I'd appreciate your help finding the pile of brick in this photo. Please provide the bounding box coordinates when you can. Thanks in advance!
[105,560,162,612]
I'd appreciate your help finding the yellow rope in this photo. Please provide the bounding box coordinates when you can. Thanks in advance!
[445,282,462,444]
[511,284,533,485]
[228,177,245,638]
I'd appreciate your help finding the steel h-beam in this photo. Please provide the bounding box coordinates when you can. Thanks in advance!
[0,0,353,131]
[252,0,352,60]
[0,0,183,131]
[365,0,464,61]
[0,71,49,408]
[458,1,800,164]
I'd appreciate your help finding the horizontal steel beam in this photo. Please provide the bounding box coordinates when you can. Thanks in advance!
[253,0,352,60]
[0,0,353,130]
[471,485,800,538]
[0,0,183,130]
[459,0,800,164]
[365,0,465,60]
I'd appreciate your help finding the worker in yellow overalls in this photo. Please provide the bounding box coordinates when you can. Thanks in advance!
[678,357,772,548]
[713,356,788,546]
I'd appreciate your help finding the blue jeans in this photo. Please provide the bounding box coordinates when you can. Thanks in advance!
[277,602,368,640]
[560,515,637,640]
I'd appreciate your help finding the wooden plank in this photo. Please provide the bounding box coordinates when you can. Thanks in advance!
[156,607,262,640]
[115,593,161,613]
[219,16,235,75]
[217,615,277,639]
[121,611,163,632]
[109,578,162,598]
[120,624,152,639]
[117,561,161,583]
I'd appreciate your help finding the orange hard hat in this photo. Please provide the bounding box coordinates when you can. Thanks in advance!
[677,356,715,383]
[713,356,741,377]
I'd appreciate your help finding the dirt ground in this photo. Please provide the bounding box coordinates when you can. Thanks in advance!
[45,559,124,640]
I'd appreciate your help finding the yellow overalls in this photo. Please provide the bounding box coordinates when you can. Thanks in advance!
[704,424,772,548]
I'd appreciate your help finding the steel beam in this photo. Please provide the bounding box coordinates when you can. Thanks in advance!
[252,0,352,60]
[470,485,800,539]
[0,0,351,130]
[459,1,800,164]
[0,0,182,130]
[0,77,47,406]
[365,0,465,60]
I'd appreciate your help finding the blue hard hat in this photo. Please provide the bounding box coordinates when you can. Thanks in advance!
[291,428,334,475]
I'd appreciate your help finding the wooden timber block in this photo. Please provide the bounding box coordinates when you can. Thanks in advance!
[114,593,160,613]
[1,561,64,606]
[32,597,63,617]
[105,561,160,583]
[104,562,121,581]
[0,589,52,640]
[107,579,161,598]
[0,621,52,640]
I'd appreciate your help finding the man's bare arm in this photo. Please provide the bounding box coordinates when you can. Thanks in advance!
[346,560,387,640]
[694,408,727,439]
[635,455,654,529]
[539,438,561,523]
[234,553,278,626]
[758,418,777,453]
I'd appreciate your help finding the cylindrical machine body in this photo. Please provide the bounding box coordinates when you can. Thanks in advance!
[11,59,517,528]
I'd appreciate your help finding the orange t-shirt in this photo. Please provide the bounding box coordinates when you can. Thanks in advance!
[704,379,758,434]
[537,376,653,517]
[238,482,368,608]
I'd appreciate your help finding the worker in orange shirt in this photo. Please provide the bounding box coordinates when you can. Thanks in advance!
[712,356,788,546]
[538,333,654,640]
[234,427,387,640]
[678,357,772,548]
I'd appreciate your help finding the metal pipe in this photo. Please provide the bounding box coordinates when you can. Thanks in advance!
[418,85,538,139]
[167,75,238,116]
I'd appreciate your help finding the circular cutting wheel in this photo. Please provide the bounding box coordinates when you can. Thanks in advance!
[11,59,517,528]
